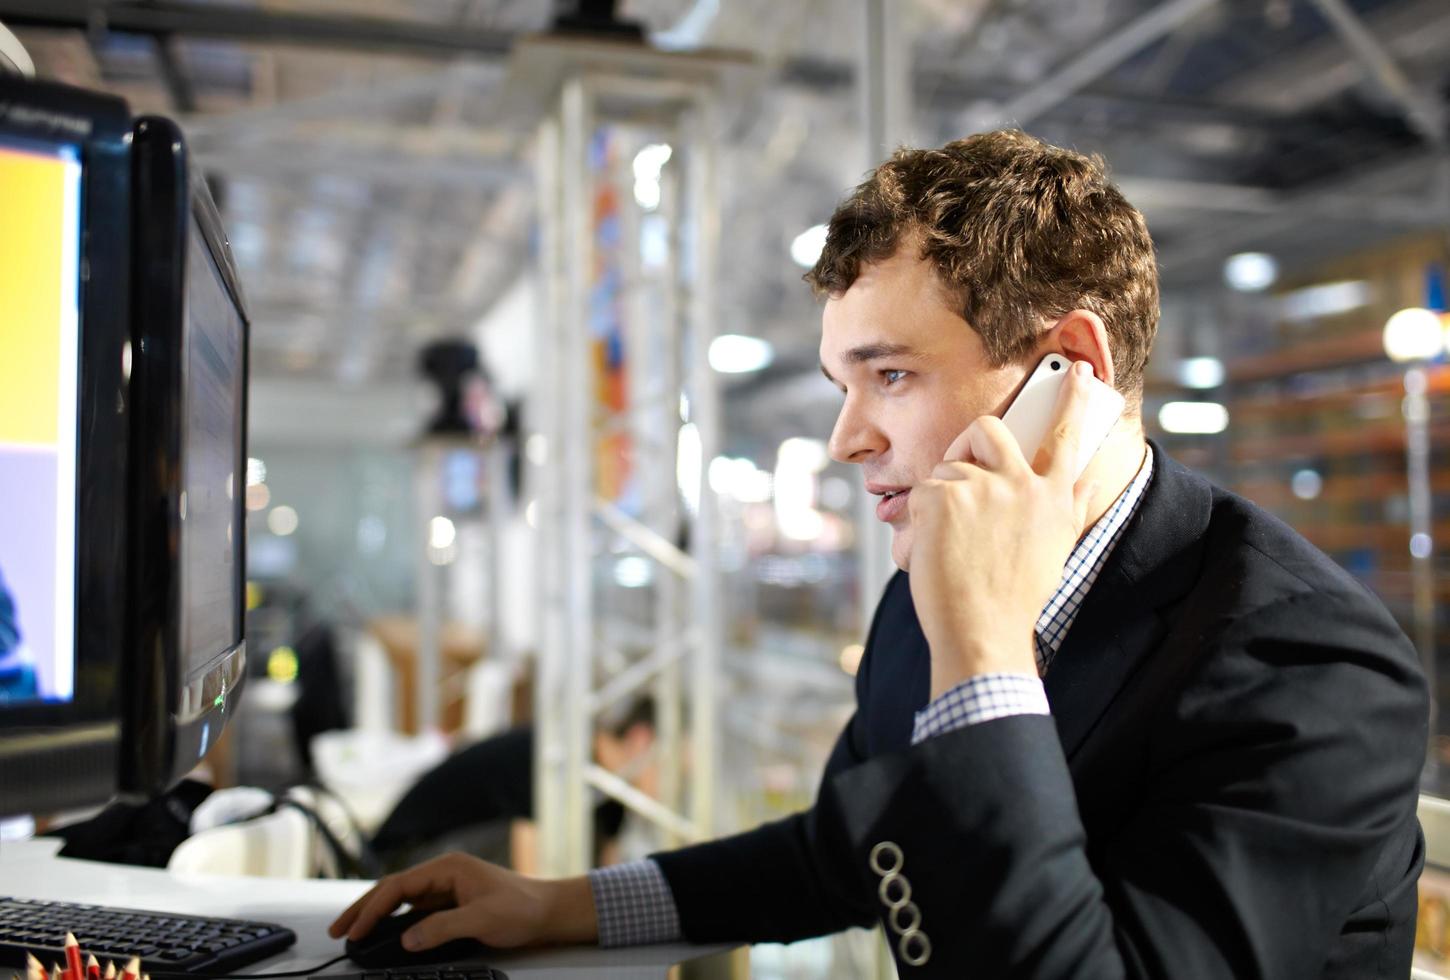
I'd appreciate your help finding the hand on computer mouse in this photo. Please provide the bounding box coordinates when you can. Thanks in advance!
[328,852,600,951]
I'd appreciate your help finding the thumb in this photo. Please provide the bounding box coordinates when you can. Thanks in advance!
[403,907,480,952]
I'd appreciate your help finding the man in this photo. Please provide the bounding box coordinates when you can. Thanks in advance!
[331,132,1428,977]
[370,700,656,872]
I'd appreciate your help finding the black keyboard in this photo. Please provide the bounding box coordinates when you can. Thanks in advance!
[320,971,507,980]
[0,897,296,975]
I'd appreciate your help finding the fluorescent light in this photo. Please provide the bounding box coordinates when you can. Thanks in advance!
[632,144,672,213]
[1383,307,1444,363]
[1158,401,1229,435]
[1290,469,1322,501]
[790,223,828,268]
[632,143,673,181]
[708,334,773,374]
[1278,280,1372,323]
[268,505,299,536]
[777,437,830,473]
[246,457,267,486]
[633,178,661,210]
[774,437,828,541]
[613,555,653,589]
[777,507,825,541]
[1176,357,1225,389]
[1224,252,1278,292]
[428,515,456,550]
[709,456,773,503]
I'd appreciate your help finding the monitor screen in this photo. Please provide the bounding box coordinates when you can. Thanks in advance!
[0,136,82,708]
[120,114,249,794]
[181,223,244,674]
[0,76,133,819]
[178,216,246,728]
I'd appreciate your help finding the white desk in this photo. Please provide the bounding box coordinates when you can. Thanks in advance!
[0,839,734,979]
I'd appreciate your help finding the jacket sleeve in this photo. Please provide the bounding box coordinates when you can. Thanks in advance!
[649,575,910,944]
[816,589,1428,978]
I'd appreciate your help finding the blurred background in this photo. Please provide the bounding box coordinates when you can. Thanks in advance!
[6,0,1450,974]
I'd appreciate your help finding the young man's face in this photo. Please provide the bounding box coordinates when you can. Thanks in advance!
[820,245,1030,571]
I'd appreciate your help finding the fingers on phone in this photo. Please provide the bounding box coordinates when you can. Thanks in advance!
[968,416,1028,472]
[942,425,976,463]
[1039,361,1092,478]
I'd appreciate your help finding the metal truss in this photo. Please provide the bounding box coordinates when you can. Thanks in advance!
[526,41,740,876]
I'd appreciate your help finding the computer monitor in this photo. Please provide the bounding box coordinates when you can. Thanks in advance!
[122,115,250,796]
[0,79,251,816]
[0,78,134,816]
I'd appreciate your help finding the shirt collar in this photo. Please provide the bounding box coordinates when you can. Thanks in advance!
[1034,445,1155,672]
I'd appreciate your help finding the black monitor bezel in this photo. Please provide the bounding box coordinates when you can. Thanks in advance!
[0,77,132,816]
[122,115,250,797]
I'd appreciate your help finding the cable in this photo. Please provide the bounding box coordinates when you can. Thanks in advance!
[148,953,349,980]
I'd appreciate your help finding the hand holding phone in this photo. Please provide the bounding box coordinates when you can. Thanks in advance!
[1000,354,1124,479]
[909,354,1125,697]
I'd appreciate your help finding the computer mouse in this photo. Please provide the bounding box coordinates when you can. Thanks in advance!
[344,908,494,969]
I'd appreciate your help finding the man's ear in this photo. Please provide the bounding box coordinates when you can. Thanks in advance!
[1045,310,1115,388]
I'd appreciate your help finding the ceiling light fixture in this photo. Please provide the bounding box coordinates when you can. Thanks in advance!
[708,334,773,374]
[790,224,828,268]
[1223,252,1278,292]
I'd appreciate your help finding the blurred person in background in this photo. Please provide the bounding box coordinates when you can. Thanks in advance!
[369,699,657,873]
[331,131,1427,979]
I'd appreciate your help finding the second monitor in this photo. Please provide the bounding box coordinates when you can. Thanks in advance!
[122,115,251,797]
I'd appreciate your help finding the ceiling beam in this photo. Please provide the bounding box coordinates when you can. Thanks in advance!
[14,0,1289,138]
[1155,153,1450,279]
[181,63,500,142]
[976,0,1219,129]
[1213,0,1450,115]
[0,0,517,59]
[192,146,525,190]
[1305,0,1446,147]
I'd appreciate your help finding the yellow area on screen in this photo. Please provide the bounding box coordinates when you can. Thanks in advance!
[0,144,68,447]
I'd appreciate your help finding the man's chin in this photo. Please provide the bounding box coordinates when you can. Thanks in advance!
[890,527,912,572]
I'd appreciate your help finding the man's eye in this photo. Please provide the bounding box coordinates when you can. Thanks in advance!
[881,369,908,385]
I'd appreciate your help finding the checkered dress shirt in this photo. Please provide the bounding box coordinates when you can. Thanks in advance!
[912,445,1155,742]
[588,447,1156,947]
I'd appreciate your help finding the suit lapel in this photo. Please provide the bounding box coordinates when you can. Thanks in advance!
[1044,444,1213,760]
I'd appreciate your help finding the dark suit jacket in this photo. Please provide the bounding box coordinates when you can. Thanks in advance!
[653,448,1428,977]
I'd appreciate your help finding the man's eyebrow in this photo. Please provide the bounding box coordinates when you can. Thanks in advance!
[843,342,918,364]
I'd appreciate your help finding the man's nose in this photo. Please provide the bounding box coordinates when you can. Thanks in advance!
[829,396,885,464]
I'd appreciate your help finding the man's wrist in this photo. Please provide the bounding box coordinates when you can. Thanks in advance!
[542,875,600,945]
[929,639,1037,699]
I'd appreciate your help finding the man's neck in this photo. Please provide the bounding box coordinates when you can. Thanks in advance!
[1079,423,1148,532]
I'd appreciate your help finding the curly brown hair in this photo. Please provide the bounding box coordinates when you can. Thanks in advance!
[805,130,1159,399]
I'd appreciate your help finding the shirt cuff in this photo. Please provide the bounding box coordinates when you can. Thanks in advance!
[911,672,1049,744]
[587,858,683,947]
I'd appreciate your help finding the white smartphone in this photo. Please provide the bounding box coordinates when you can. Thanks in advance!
[1000,353,1125,480]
